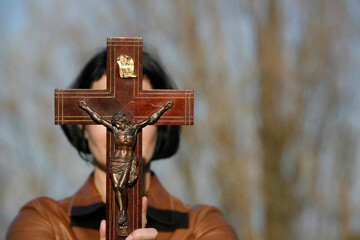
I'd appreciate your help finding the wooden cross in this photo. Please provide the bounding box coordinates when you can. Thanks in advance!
[54,38,194,239]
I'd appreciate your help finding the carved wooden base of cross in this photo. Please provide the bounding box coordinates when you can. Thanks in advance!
[54,38,194,239]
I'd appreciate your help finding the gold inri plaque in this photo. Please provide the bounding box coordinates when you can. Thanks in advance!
[116,54,137,78]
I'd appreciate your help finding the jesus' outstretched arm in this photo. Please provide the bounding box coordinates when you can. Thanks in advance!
[79,100,112,129]
[137,101,173,129]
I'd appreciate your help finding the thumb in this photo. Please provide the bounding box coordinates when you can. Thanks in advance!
[99,220,106,240]
[142,196,148,228]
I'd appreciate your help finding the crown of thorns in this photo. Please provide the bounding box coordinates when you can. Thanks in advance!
[111,112,128,124]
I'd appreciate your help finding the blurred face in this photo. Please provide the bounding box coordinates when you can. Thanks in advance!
[84,74,158,169]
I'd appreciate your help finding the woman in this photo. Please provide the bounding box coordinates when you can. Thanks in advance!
[7,49,238,240]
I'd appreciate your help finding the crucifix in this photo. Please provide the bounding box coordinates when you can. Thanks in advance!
[54,38,194,239]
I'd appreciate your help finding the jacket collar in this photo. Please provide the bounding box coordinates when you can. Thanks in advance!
[146,172,176,225]
[68,172,177,226]
[68,173,104,217]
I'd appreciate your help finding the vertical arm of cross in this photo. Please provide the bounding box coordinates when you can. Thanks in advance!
[106,37,194,239]
[106,38,144,239]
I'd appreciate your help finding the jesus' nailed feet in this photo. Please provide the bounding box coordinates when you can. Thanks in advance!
[118,210,128,236]
[119,210,127,225]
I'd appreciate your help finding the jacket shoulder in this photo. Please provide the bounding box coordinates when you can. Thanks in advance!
[190,204,239,240]
[6,197,76,240]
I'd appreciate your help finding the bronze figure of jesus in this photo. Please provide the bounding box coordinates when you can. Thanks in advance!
[79,100,173,225]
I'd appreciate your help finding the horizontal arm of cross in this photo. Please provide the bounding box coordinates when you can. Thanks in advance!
[54,88,194,126]
[54,89,117,125]
[128,89,194,125]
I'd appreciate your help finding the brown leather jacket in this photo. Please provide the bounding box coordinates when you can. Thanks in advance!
[7,173,238,240]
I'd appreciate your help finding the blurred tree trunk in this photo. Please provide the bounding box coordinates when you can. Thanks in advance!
[174,1,253,238]
[251,0,356,239]
[254,0,299,239]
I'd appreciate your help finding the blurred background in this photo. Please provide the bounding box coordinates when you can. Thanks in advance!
[1,0,360,239]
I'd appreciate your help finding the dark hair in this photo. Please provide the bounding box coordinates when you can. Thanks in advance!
[61,49,181,164]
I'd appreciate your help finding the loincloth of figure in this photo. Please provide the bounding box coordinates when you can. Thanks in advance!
[109,156,138,185]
